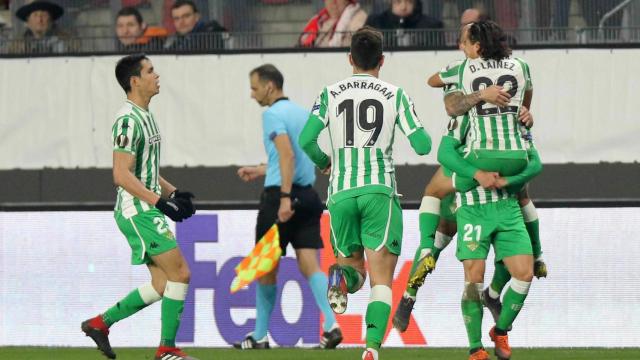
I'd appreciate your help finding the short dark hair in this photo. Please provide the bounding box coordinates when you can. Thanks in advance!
[116,7,143,25]
[172,0,199,13]
[350,26,383,71]
[115,53,148,93]
[250,64,284,90]
[467,20,511,61]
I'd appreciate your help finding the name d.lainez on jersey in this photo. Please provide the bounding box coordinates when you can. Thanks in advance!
[329,80,395,100]
[469,60,516,73]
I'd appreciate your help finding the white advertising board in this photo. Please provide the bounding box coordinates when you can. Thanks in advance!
[0,208,638,347]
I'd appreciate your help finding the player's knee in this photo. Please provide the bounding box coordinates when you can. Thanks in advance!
[466,273,484,284]
[151,279,166,296]
[515,270,533,283]
[424,184,449,199]
[518,196,531,207]
[176,266,191,284]
[298,258,319,278]
[511,266,533,282]
[438,221,457,238]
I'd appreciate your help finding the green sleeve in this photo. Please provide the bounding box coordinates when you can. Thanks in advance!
[407,128,431,155]
[437,136,478,179]
[505,147,543,187]
[299,116,330,169]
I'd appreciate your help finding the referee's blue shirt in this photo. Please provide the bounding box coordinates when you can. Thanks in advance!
[262,98,316,187]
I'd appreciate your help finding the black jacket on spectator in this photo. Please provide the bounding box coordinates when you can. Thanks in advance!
[164,20,227,51]
[365,0,444,48]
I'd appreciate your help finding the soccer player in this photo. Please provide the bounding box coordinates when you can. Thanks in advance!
[81,54,197,360]
[233,64,342,350]
[299,27,432,360]
[392,26,546,333]
[436,21,542,360]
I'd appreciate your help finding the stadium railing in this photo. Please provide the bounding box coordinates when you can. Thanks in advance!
[1,27,640,56]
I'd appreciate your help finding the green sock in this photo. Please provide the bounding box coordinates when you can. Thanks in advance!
[497,279,531,331]
[490,261,512,294]
[461,283,483,350]
[160,281,188,347]
[406,197,440,295]
[340,265,363,294]
[365,286,392,349]
[526,219,542,258]
[103,284,160,327]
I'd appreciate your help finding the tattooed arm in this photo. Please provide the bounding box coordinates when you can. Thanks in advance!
[444,85,511,117]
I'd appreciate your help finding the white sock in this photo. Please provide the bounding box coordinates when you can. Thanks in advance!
[488,286,501,300]
[164,280,188,300]
[434,231,453,250]
[521,201,538,222]
[137,283,162,305]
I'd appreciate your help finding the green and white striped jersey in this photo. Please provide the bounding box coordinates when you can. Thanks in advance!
[112,100,162,218]
[446,114,536,207]
[310,74,424,199]
[439,56,532,153]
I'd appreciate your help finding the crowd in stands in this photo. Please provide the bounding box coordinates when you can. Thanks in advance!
[0,0,636,55]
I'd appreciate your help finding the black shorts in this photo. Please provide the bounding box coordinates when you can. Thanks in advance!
[255,185,324,256]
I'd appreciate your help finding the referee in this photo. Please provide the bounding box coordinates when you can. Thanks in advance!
[234,64,342,350]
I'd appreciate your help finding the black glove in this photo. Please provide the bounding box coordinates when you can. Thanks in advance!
[170,189,196,216]
[155,197,191,222]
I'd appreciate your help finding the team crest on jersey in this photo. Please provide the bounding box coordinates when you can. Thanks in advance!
[115,134,129,148]
[466,242,479,251]
[447,118,458,131]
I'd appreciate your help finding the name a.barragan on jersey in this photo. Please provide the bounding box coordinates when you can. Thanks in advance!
[329,80,395,100]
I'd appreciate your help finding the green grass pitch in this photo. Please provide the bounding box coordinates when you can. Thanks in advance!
[1,347,638,360]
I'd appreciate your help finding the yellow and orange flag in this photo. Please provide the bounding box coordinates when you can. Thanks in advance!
[230,223,282,293]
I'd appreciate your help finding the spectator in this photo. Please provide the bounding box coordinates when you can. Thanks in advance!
[163,0,226,51]
[460,7,516,46]
[11,1,72,54]
[460,7,489,25]
[115,7,167,52]
[299,0,367,47]
[365,0,444,48]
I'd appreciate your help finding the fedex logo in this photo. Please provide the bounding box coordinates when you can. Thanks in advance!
[175,213,427,346]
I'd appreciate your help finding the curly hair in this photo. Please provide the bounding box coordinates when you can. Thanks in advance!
[467,20,511,61]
